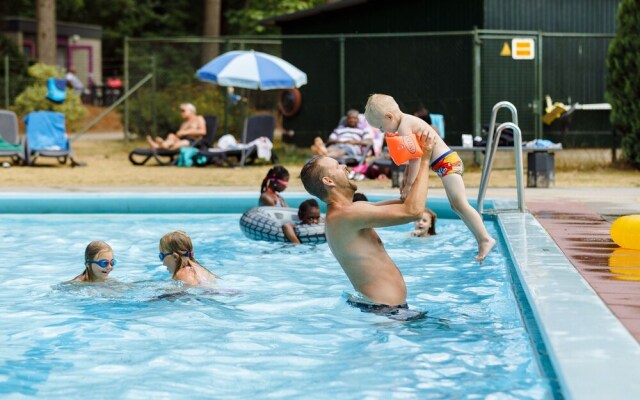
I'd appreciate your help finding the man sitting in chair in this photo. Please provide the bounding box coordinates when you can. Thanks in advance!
[146,103,206,151]
[311,109,373,159]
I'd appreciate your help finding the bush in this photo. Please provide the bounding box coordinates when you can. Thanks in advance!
[606,0,640,169]
[11,63,87,131]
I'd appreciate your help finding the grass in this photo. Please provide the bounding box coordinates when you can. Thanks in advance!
[1,136,638,191]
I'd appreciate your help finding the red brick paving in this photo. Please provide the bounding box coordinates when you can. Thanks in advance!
[528,201,640,342]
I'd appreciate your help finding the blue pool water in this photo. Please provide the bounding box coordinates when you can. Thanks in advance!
[0,212,555,398]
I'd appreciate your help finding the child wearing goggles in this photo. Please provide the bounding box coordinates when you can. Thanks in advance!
[259,165,290,207]
[159,231,218,286]
[71,240,117,282]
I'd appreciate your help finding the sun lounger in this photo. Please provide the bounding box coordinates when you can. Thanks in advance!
[24,111,83,166]
[128,115,219,166]
[0,110,25,165]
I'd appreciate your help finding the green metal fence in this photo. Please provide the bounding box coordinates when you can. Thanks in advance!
[1,30,614,148]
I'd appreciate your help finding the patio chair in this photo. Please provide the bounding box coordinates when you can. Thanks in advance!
[24,111,83,166]
[128,115,219,166]
[197,114,276,167]
[0,110,25,165]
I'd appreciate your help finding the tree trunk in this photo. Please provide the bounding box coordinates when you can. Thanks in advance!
[37,0,57,65]
[201,0,222,65]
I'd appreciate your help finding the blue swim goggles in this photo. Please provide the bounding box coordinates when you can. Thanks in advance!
[159,251,191,261]
[87,259,117,268]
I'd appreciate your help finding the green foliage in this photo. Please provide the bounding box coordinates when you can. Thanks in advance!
[11,63,88,131]
[606,0,640,169]
[225,0,326,35]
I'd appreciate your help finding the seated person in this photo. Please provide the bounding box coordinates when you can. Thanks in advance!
[311,109,373,159]
[282,199,322,244]
[410,208,438,238]
[146,103,206,151]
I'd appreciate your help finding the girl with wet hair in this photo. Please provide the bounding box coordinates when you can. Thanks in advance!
[159,231,218,286]
[259,165,290,207]
[71,240,117,282]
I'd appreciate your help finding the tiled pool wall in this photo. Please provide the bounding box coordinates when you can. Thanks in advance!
[1,192,640,399]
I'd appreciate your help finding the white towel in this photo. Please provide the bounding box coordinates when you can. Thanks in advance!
[248,137,273,161]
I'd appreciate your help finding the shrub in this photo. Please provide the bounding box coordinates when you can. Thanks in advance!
[606,0,640,169]
[11,63,87,131]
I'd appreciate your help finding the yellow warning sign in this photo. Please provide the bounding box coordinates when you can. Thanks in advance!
[511,38,535,60]
[500,42,511,56]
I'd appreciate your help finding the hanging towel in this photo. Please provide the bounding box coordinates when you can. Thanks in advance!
[248,137,273,161]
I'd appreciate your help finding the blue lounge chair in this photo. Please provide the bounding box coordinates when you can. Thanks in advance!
[0,110,25,165]
[24,111,83,166]
[128,115,219,166]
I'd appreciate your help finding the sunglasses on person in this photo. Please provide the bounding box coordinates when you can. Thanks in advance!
[87,259,117,268]
[159,251,191,261]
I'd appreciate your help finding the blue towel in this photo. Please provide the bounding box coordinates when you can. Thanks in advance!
[25,111,69,151]
[46,78,67,103]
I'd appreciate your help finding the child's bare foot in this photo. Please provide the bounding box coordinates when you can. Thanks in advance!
[146,135,159,150]
[310,137,329,155]
[476,237,496,262]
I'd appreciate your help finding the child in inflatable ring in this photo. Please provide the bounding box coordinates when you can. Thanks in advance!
[282,199,322,244]
[365,93,495,261]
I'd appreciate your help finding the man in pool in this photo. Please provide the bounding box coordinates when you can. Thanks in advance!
[300,131,436,314]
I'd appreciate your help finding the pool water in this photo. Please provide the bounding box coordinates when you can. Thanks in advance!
[0,214,554,398]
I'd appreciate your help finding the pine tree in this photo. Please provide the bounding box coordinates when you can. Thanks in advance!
[606,0,640,168]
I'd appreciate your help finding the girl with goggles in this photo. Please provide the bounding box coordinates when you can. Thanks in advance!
[71,240,116,283]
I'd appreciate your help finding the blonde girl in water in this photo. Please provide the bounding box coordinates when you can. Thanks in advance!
[159,231,218,286]
[71,240,117,282]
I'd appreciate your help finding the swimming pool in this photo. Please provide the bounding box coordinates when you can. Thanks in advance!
[1,193,638,399]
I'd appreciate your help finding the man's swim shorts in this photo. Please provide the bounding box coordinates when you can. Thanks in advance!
[430,150,464,178]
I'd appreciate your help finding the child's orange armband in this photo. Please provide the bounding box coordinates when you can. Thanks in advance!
[385,132,423,166]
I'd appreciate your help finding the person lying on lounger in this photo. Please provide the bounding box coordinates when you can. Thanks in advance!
[146,103,206,151]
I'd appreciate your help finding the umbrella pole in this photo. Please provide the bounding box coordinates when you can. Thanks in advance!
[223,87,229,134]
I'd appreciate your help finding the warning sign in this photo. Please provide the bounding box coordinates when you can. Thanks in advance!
[511,38,535,60]
[500,42,511,57]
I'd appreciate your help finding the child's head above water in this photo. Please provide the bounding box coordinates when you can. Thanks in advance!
[159,230,194,278]
[83,240,116,282]
[298,198,321,224]
[413,208,437,237]
[261,165,290,194]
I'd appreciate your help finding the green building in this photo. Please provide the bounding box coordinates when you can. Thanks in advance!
[265,0,618,148]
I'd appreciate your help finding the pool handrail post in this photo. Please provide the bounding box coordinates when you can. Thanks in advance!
[477,101,525,213]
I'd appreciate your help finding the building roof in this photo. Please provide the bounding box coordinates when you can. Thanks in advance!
[4,17,102,39]
[261,0,370,25]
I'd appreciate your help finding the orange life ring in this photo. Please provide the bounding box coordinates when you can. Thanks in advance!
[278,88,302,117]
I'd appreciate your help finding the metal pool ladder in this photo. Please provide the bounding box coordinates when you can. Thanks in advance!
[477,101,526,214]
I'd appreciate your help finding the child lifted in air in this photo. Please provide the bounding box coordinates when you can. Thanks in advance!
[282,199,322,244]
[410,208,438,238]
[159,231,219,286]
[365,93,495,260]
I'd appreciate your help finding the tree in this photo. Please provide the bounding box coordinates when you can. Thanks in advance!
[606,0,640,169]
[36,0,57,65]
[225,0,325,35]
[202,0,222,64]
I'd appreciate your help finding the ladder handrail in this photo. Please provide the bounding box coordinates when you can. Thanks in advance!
[478,101,519,192]
[477,101,525,214]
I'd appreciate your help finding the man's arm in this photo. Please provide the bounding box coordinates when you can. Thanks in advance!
[342,133,435,229]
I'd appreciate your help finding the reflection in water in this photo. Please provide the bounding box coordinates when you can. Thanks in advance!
[608,248,640,281]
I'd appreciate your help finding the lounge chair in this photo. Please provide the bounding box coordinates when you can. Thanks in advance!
[24,111,83,166]
[0,110,25,165]
[128,115,219,166]
[197,114,276,167]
